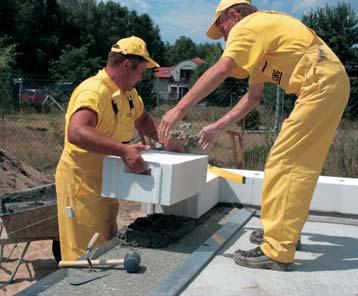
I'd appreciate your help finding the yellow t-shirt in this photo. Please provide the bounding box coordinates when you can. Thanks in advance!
[222,11,315,93]
[62,69,144,170]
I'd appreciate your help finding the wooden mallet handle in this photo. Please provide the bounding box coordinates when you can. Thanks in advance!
[59,259,124,268]
[87,232,100,251]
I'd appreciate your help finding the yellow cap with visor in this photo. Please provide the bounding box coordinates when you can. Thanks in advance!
[207,0,252,40]
[111,36,160,68]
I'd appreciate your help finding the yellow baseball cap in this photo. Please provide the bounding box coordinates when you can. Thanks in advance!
[207,0,252,40]
[111,36,160,68]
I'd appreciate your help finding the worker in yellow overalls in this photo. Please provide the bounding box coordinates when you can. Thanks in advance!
[159,0,350,271]
[56,36,182,260]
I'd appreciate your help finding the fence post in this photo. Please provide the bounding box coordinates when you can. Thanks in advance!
[18,77,23,111]
[226,128,244,169]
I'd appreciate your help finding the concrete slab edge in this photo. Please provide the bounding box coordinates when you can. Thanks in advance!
[145,208,255,296]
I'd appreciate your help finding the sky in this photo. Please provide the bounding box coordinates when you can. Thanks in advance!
[103,0,358,44]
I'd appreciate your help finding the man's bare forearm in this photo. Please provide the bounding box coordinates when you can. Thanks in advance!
[215,94,258,129]
[215,84,264,130]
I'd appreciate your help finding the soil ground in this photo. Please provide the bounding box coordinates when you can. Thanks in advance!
[0,149,51,196]
[0,149,143,295]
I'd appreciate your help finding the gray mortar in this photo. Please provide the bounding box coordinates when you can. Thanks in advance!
[0,184,56,215]
[18,206,234,296]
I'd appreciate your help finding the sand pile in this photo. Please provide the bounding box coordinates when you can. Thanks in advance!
[0,149,50,196]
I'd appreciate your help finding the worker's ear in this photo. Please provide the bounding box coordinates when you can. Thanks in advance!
[230,8,243,22]
[123,59,132,71]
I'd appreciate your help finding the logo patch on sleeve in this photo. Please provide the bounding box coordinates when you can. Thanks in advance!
[272,70,283,83]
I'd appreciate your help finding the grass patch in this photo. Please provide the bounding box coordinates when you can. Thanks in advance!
[1,110,357,179]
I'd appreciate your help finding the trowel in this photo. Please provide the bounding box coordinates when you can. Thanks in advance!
[67,267,110,285]
[60,233,111,285]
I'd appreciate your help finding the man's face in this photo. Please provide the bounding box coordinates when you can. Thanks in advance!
[124,60,147,91]
[216,9,239,41]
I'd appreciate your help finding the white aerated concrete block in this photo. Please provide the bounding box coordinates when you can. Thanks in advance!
[341,178,358,214]
[218,169,263,206]
[141,172,220,219]
[218,169,358,215]
[311,176,358,215]
[310,177,342,212]
[101,151,208,206]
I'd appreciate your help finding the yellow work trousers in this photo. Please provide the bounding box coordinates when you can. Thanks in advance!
[260,43,350,263]
[56,158,118,261]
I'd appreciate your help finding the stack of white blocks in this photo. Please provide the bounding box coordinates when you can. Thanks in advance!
[143,169,358,218]
[217,169,358,215]
[102,152,358,219]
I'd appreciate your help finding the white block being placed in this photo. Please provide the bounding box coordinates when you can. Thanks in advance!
[101,150,208,206]
[141,172,220,219]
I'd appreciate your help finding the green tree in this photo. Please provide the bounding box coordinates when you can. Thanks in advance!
[94,2,131,59]
[196,42,223,60]
[0,0,17,37]
[165,36,197,65]
[12,0,62,74]
[302,2,358,120]
[124,12,166,66]
[0,0,166,74]
[302,2,358,64]
[49,44,102,88]
[0,37,17,112]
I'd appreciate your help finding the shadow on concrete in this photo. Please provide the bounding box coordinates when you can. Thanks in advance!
[294,232,358,272]
[221,226,358,273]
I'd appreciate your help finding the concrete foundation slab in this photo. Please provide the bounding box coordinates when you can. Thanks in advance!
[181,217,358,296]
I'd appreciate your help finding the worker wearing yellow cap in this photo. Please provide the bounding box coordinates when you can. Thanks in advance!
[56,36,182,260]
[159,0,350,271]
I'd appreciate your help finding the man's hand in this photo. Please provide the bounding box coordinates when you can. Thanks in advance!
[158,107,185,143]
[198,123,223,151]
[120,143,150,174]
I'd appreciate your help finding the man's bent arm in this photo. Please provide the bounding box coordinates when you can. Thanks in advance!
[67,108,142,156]
[215,83,264,130]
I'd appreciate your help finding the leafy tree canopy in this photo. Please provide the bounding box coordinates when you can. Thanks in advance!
[0,37,17,72]
[302,2,358,64]
[49,43,102,86]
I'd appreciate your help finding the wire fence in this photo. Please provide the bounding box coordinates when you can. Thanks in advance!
[1,73,357,179]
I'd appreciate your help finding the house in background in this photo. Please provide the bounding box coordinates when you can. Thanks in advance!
[153,57,205,101]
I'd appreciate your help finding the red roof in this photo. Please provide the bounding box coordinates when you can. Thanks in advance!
[192,57,205,64]
[153,67,173,78]
[153,58,206,78]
